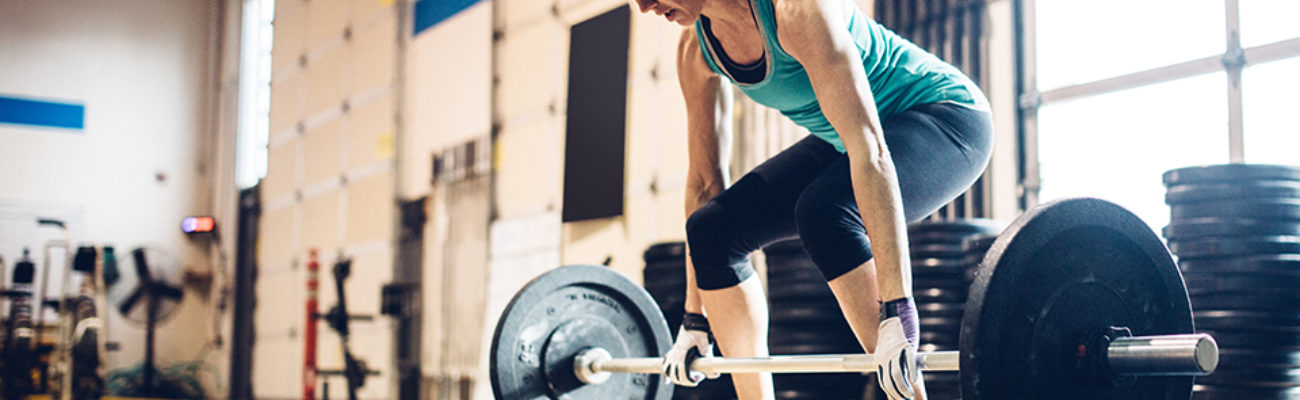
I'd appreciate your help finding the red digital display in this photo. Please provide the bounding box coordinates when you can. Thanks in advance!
[182,216,216,234]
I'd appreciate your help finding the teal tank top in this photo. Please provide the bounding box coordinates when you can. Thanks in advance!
[694,0,988,152]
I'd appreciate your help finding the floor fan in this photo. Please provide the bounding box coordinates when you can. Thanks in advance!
[106,247,184,397]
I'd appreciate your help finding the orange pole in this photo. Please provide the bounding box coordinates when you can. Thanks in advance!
[303,249,320,400]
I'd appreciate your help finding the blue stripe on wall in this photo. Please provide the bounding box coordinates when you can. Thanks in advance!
[0,95,85,130]
[413,0,481,35]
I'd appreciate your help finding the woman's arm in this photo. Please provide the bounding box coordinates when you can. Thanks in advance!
[677,27,734,315]
[775,0,912,302]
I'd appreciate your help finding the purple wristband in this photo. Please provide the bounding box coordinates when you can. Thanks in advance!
[881,297,920,348]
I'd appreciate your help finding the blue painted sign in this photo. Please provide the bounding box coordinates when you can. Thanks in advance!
[413,0,482,35]
[0,95,85,130]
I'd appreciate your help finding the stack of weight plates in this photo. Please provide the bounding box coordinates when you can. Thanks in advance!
[907,219,1005,398]
[642,242,737,400]
[764,239,869,400]
[961,234,999,285]
[1162,164,1300,400]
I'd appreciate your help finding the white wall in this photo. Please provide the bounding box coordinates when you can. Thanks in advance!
[0,0,225,394]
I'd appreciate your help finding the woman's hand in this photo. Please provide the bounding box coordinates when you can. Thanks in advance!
[661,313,721,386]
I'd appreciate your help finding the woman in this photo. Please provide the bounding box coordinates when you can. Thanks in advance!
[635,0,992,398]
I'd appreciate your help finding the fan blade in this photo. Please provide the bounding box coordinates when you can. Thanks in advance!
[119,286,145,315]
[132,248,153,285]
[152,284,183,300]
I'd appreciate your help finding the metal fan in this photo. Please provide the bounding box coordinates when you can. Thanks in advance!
[107,247,183,325]
[105,247,185,397]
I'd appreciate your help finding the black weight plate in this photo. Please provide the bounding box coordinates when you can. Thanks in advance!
[1179,254,1300,275]
[769,295,838,309]
[1198,330,1300,350]
[913,276,971,290]
[921,330,960,346]
[644,242,686,261]
[1171,200,1300,221]
[1195,310,1300,331]
[912,259,968,277]
[1166,181,1300,204]
[921,326,962,340]
[1195,366,1300,387]
[774,388,869,400]
[925,372,961,384]
[917,302,967,318]
[1217,348,1300,368]
[1183,275,1300,295]
[643,262,685,276]
[642,267,685,282]
[1164,164,1300,186]
[774,391,863,400]
[1193,385,1300,400]
[672,377,737,400]
[961,198,1194,400]
[909,219,1008,235]
[642,284,687,302]
[643,277,686,290]
[919,342,959,353]
[925,374,963,398]
[643,264,686,278]
[768,328,860,345]
[767,282,835,301]
[775,373,869,389]
[920,316,963,329]
[1190,292,1300,312]
[768,342,866,355]
[911,243,967,259]
[765,265,827,284]
[962,234,1000,253]
[490,265,673,400]
[1169,236,1300,259]
[913,272,966,284]
[913,257,969,269]
[774,376,869,400]
[910,230,983,245]
[914,287,968,303]
[1164,218,1300,240]
[768,306,847,324]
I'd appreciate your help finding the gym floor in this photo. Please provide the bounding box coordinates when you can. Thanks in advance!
[1,0,1298,399]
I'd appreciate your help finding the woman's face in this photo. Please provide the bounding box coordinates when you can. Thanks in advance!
[633,0,703,26]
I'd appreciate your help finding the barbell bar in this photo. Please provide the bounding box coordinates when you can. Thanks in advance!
[491,198,1216,399]
[574,333,1218,383]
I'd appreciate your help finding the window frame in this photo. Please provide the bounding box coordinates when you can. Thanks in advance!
[1016,0,1300,208]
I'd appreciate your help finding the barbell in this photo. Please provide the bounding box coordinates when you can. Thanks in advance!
[490,198,1220,399]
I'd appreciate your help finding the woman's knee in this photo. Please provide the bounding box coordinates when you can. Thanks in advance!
[794,191,873,280]
[686,202,755,289]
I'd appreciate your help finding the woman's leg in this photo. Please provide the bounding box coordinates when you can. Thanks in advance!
[698,276,772,399]
[795,103,992,397]
[685,136,840,400]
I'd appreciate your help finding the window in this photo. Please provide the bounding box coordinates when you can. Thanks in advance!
[1028,0,1300,229]
[1242,56,1300,165]
[1239,0,1300,48]
[1035,0,1222,90]
[236,0,275,189]
[1037,74,1227,229]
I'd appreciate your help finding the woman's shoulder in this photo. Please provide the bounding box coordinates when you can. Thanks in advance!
[676,27,716,82]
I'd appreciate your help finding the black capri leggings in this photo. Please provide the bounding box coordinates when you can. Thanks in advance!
[686,102,994,290]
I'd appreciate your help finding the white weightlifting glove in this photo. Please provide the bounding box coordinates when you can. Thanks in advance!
[662,313,720,387]
[876,298,923,400]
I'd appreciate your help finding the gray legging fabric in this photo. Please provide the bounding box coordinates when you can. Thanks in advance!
[686,102,994,290]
